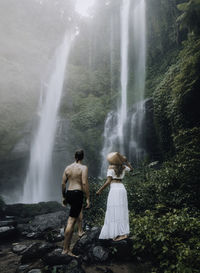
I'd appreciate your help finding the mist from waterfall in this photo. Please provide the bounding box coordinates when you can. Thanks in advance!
[21,34,72,203]
[100,0,146,177]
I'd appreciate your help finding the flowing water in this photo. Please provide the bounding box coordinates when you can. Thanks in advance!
[100,0,146,176]
[117,0,130,153]
[21,34,72,203]
[128,0,146,161]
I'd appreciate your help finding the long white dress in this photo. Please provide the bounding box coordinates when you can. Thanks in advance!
[99,166,130,239]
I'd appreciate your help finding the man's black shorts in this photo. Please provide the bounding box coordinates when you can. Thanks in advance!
[65,190,83,218]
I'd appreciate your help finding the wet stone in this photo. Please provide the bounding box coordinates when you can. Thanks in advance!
[46,262,86,273]
[12,244,27,254]
[26,232,41,239]
[0,220,17,227]
[21,242,55,264]
[44,229,64,243]
[16,264,30,273]
[27,269,42,273]
[92,246,109,262]
[0,226,17,239]
[42,248,74,266]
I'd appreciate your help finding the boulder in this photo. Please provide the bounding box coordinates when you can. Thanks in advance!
[0,225,17,240]
[0,220,17,227]
[44,228,64,243]
[42,248,75,266]
[12,243,27,254]
[73,227,134,264]
[5,201,66,218]
[27,270,42,273]
[21,242,55,263]
[73,227,101,255]
[17,210,68,238]
[16,264,30,273]
[44,263,86,273]
[92,246,109,262]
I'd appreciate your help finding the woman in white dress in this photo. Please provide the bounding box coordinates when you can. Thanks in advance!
[96,152,133,241]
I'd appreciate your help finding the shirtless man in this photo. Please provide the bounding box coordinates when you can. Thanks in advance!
[61,149,90,257]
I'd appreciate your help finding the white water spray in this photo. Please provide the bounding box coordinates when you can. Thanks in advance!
[22,34,72,203]
[117,0,130,152]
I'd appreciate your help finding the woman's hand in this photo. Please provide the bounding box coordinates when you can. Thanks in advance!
[96,190,101,195]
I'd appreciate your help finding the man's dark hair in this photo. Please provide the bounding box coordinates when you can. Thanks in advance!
[75,149,84,162]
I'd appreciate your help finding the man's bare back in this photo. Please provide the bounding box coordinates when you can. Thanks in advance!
[64,162,88,191]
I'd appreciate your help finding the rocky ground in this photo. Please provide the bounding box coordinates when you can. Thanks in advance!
[0,202,151,273]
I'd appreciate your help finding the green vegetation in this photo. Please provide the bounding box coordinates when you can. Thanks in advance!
[153,37,200,158]
[130,207,200,273]
[84,1,200,272]
[177,0,200,35]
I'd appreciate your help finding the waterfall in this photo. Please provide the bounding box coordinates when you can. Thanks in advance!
[128,100,146,162]
[128,0,146,161]
[21,34,72,203]
[117,0,130,152]
[132,0,146,102]
[100,0,146,177]
[100,111,118,177]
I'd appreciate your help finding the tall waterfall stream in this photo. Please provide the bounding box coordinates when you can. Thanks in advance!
[100,0,146,177]
[21,34,72,203]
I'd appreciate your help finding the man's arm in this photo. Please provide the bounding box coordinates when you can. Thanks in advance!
[96,176,112,195]
[82,166,90,208]
[61,169,68,199]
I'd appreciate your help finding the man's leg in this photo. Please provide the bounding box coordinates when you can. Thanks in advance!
[63,216,77,256]
[77,209,85,237]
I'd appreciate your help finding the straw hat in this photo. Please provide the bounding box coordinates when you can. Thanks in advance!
[107,152,124,165]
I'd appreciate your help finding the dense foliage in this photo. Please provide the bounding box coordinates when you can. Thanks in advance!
[130,207,200,273]
[83,1,200,272]
[153,37,200,158]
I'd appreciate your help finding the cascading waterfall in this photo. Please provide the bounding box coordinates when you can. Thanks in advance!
[21,34,72,203]
[100,111,118,177]
[117,0,130,152]
[128,0,146,161]
[100,0,146,177]
[100,0,130,177]
[132,0,146,102]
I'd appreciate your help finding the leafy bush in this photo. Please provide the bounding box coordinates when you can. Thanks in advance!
[177,0,200,35]
[130,206,200,273]
[153,37,200,159]
[124,126,200,214]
